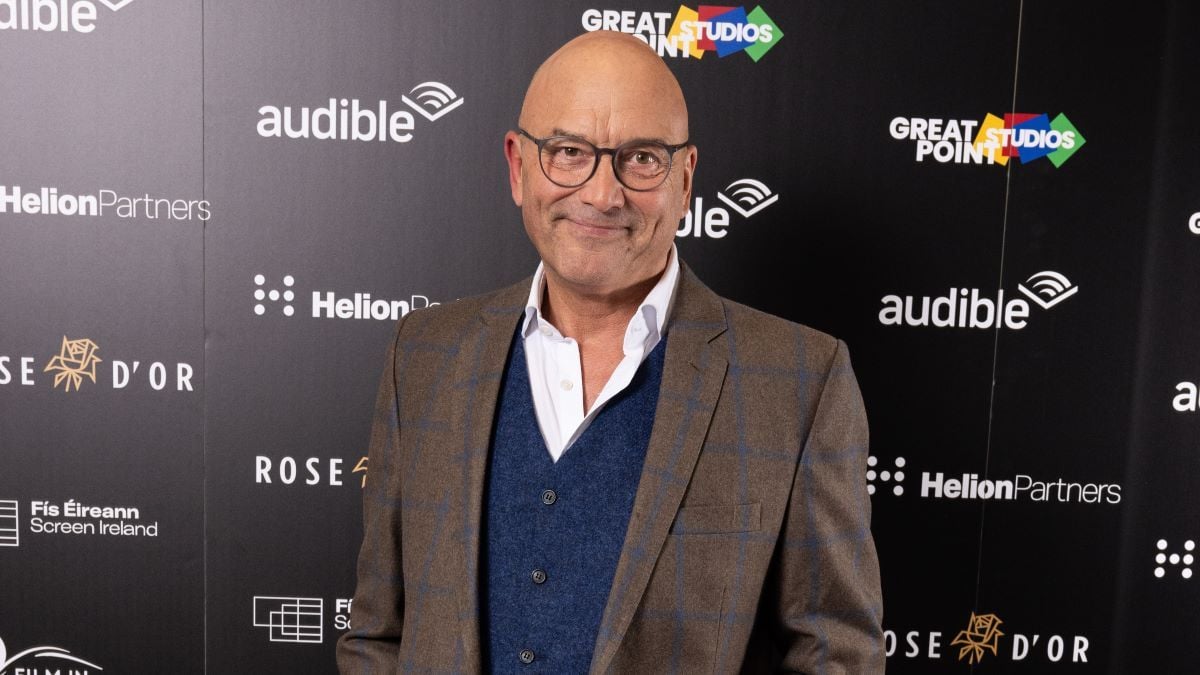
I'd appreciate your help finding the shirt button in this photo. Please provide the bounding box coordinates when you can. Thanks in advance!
[519,648,535,664]
[539,325,552,336]
[541,489,557,505]
[560,379,573,391]
[531,569,547,584]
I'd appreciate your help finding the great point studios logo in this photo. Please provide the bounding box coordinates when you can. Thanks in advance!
[0,498,159,544]
[889,112,1086,167]
[676,178,780,239]
[582,5,782,62]
[887,611,1092,667]
[252,274,438,321]
[252,596,354,644]
[879,270,1079,330]
[0,635,104,674]
[256,82,464,143]
[0,336,195,393]
[866,455,1123,505]
[0,0,136,34]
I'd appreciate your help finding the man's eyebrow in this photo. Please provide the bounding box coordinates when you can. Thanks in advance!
[550,128,675,146]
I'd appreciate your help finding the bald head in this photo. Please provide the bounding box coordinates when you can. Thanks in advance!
[518,31,689,144]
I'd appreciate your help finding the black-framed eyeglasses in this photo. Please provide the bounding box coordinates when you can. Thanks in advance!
[516,128,690,192]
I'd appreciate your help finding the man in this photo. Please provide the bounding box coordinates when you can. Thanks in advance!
[338,31,883,674]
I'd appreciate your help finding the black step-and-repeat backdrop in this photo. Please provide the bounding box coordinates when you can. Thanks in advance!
[2,1,1197,672]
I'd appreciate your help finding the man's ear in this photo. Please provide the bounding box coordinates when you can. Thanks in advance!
[678,145,698,219]
[504,131,524,207]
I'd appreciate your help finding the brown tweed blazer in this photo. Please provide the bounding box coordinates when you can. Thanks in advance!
[337,266,884,674]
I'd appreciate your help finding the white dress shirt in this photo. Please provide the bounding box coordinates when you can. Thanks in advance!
[521,246,681,462]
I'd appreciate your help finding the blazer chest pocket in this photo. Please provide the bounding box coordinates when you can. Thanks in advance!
[669,502,761,535]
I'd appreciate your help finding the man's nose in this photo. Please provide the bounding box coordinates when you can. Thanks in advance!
[576,156,625,212]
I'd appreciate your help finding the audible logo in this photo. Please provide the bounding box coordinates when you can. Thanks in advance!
[257,82,464,143]
[879,271,1078,330]
[0,0,137,34]
[1172,381,1198,412]
[677,178,779,239]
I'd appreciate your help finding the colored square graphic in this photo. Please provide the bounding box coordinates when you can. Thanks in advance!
[695,6,737,52]
[1048,113,1085,167]
[710,7,756,57]
[1012,113,1054,163]
[668,6,704,58]
[1002,113,1039,158]
[973,113,1009,166]
[743,6,783,62]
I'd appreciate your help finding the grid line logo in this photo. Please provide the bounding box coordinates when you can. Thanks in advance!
[0,500,18,547]
[253,596,324,644]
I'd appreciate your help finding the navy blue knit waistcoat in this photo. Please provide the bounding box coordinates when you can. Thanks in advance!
[482,327,666,674]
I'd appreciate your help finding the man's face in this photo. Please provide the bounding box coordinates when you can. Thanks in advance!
[505,45,697,297]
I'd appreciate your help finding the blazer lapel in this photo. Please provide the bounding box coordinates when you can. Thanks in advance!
[590,266,729,675]
[450,279,528,672]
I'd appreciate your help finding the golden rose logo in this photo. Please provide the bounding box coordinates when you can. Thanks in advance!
[951,612,1004,664]
[353,456,369,488]
[43,336,102,392]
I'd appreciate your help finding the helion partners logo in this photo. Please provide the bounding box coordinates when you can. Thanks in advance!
[866,453,1123,505]
[581,5,782,62]
[0,184,211,221]
[252,274,438,321]
[889,112,1086,167]
[0,0,138,34]
[257,81,464,143]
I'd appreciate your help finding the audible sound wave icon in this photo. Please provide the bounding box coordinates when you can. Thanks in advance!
[401,82,465,122]
[98,0,136,10]
[716,178,779,218]
[1016,271,1079,309]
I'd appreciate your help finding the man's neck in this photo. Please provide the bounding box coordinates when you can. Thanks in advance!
[540,272,659,344]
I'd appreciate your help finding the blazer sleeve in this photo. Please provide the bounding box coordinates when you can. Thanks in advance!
[336,318,408,673]
[773,339,885,673]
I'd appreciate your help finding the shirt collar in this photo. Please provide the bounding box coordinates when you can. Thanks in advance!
[522,244,681,349]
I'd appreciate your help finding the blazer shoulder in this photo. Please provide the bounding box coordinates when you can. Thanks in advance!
[717,296,845,371]
[393,277,529,343]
